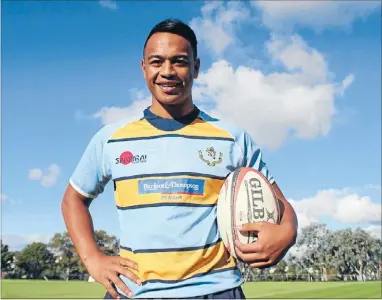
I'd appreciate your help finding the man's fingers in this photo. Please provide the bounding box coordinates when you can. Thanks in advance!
[250,260,272,269]
[109,273,133,298]
[102,279,120,299]
[235,246,268,263]
[115,265,142,286]
[118,257,139,271]
[237,221,264,232]
[234,240,262,253]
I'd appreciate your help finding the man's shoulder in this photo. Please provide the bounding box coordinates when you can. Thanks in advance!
[198,109,248,140]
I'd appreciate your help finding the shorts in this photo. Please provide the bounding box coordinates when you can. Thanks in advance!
[104,286,246,299]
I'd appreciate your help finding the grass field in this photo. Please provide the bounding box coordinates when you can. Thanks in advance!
[2,279,382,299]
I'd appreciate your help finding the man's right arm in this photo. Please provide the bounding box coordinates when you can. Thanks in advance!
[62,128,141,298]
[61,184,99,266]
[61,184,140,298]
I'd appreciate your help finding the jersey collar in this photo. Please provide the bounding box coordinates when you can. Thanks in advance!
[143,105,201,131]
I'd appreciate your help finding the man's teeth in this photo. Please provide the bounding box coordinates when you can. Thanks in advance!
[159,84,179,87]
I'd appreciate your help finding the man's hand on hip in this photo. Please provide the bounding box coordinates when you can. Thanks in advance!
[84,251,141,299]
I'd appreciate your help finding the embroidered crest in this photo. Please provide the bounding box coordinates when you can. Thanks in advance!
[199,147,223,166]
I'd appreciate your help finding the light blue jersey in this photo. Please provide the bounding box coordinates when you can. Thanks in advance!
[70,107,275,298]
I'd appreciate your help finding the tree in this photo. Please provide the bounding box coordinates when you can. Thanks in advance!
[296,223,336,281]
[48,230,119,280]
[1,241,15,272]
[293,223,382,282]
[15,242,54,279]
[49,232,83,280]
[272,259,288,281]
[331,228,382,281]
[94,230,119,255]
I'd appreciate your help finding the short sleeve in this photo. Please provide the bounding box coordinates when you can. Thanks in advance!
[69,128,112,199]
[239,132,275,184]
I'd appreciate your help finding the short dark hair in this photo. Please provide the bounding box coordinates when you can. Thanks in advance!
[143,19,198,59]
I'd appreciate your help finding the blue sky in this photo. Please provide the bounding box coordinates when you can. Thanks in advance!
[1,0,381,250]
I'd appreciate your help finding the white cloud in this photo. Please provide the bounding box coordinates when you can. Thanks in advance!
[364,183,381,191]
[92,89,151,125]
[1,194,8,202]
[253,0,380,32]
[188,2,353,150]
[365,225,382,240]
[41,164,61,187]
[266,34,331,84]
[28,164,61,187]
[91,1,358,150]
[1,194,20,205]
[190,1,251,56]
[99,0,118,10]
[193,57,345,149]
[338,74,355,96]
[289,187,381,229]
[28,168,42,181]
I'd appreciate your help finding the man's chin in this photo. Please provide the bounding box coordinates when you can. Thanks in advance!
[156,95,185,106]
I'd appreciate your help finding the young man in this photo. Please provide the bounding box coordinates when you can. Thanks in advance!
[62,19,297,299]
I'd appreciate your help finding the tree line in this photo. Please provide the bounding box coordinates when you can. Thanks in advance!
[1,223,381,282]
[238,223,381,282]
[1,230,118,281]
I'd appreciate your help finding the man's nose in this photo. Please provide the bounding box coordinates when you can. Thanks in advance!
[160,60,176,78]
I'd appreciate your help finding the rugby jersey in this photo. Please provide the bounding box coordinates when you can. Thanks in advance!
[69,106,275,298]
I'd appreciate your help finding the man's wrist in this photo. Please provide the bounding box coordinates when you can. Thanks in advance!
[280,221,298,247]
[82,248,103,265]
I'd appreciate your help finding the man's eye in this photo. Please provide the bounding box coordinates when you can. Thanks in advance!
[175,60,188,66]
[150,60,161,66]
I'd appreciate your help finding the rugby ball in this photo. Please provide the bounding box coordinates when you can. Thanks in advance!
[216,167,280,258]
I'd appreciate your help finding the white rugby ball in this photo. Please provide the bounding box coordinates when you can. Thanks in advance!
[216,167,280,258]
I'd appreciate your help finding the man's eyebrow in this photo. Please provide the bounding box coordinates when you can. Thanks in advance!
[147,54,190,60]
[147,55,163,60]
[173,55,189,60]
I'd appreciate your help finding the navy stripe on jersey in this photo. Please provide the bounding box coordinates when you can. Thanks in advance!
[113,172,227,182]
[116,202,216,210]
[107,134,235,143]
[120,238,221,254]
[248,149,260,167]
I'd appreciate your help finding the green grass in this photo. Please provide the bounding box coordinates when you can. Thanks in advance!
[242,281,382,298]
[1,280,105,299]
[2,279,381,299]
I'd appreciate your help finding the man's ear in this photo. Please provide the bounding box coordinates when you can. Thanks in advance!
[194,58,200,79]
[141,58,146,80]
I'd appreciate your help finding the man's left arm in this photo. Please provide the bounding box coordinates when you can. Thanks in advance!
[234,132,298,268]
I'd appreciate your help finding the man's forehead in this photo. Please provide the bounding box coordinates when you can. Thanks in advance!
[144,32,192,56]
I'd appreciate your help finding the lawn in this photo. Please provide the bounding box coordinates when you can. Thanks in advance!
[2,279,381,299]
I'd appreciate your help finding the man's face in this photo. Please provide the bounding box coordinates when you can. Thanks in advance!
[141,32,200,106]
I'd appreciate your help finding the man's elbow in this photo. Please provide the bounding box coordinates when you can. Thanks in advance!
[61,184,92,215]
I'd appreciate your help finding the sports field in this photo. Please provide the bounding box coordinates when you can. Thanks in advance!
[1,280,381,299]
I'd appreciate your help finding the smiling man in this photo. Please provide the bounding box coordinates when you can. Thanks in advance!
[61,19,298,299]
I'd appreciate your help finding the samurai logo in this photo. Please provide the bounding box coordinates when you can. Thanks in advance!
[199,147,223,166]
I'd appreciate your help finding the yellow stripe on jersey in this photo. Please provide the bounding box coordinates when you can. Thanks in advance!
[119,241,236,282]
[108,119,234,141]
[115,175,224,208]
[109,119,165,140]
[177,119,234,139]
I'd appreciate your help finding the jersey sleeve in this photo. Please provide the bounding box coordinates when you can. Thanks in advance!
[239,131,275,184]
[69,128,112,199]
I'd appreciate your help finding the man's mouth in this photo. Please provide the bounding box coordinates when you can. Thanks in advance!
[156,82,183,93]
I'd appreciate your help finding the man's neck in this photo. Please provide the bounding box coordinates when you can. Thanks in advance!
[150,99,195,119]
